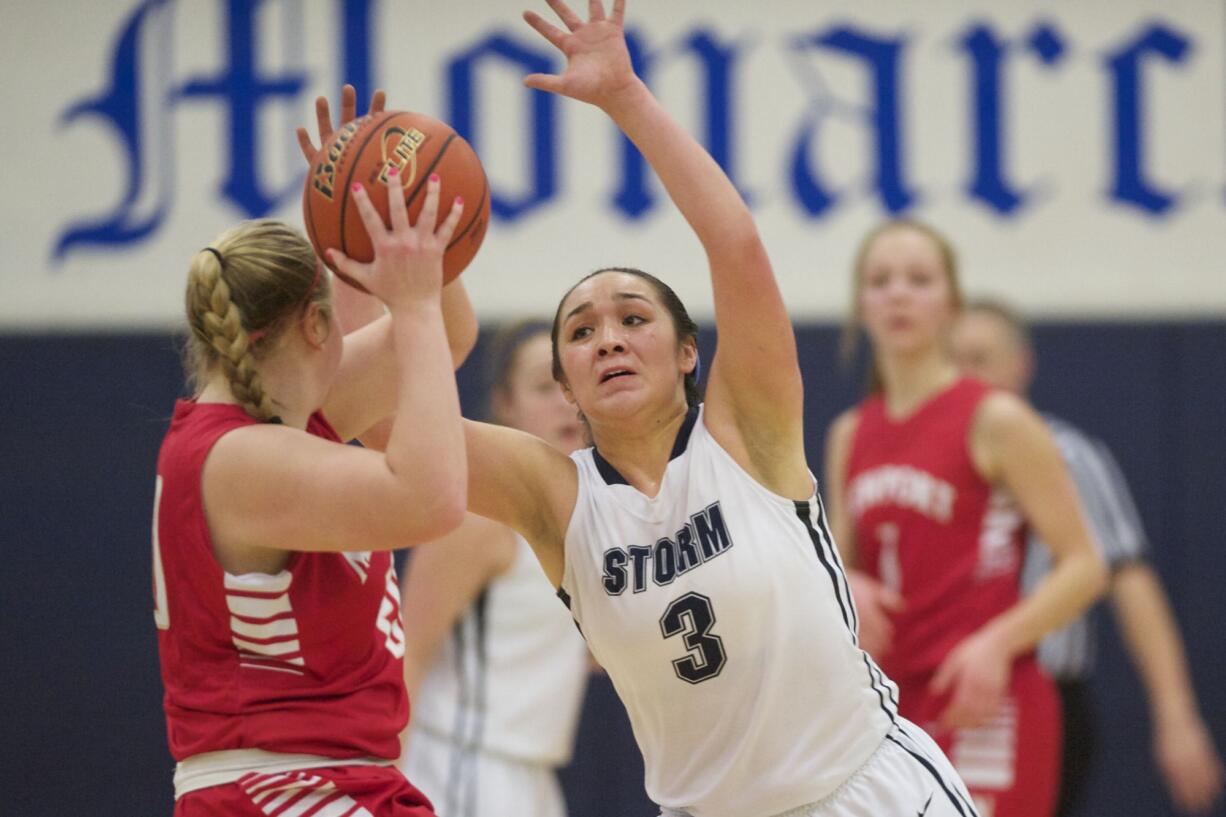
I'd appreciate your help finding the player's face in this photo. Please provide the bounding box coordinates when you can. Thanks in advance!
[951,310,1030,393]
[555,271,695,423]
[497,333,585,453]
[858,227,956,358]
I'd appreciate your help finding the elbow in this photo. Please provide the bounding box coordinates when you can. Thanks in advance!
[417,478,468,541]
[450,323,479,369]
[386,473,467,545]
[1079,548,1110,604]
[433,486,468,537]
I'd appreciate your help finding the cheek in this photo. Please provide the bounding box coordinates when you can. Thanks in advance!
[858,288,890,325]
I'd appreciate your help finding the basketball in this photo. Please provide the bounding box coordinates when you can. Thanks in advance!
[303,110,491,291]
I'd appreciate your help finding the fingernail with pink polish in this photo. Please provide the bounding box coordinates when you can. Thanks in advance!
[351,183,362,193]
[455,196,464,206]
[429,173,439,183]
[387,166,398,177]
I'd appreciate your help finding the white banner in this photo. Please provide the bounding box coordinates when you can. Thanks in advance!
[3,0,1225,329]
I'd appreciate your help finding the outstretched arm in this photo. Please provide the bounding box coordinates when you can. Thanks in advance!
[523,0,806,497]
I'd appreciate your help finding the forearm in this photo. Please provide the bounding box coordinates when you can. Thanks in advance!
[441,281,478,367]
[1112,564,1202,725]
[384,301,467,512]
[985,547,1106,658]
[604,81,759,260]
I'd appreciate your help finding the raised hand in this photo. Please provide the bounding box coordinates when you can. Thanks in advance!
[327,174,464,309]
[296,84,387,163]
[522,0,638,110]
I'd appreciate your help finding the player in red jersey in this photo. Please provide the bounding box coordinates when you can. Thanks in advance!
[824,220,1108,817]
[154,90,473,816]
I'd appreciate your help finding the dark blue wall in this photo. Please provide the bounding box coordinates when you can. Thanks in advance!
[3,322,1223,817]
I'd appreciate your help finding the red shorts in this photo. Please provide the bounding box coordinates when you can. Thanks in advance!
[897,658,1061,817]
[175,764,435,817]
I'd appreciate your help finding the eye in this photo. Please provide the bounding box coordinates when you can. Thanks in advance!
[623,314,646,326]
[569,325,592,341]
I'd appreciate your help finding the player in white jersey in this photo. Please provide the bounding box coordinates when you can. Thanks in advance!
[397,323,590,817]
[452,3,982,815]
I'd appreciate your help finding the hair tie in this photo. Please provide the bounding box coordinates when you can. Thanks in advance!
[202,247,225,266]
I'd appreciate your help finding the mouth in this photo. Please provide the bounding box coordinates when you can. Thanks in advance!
[599,368,635,384]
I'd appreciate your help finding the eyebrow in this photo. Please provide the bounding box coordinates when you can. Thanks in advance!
[563,292,652,324]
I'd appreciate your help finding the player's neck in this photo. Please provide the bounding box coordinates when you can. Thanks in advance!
[196,360,318,429]
[587,401,691,498]
[877,349,960,421]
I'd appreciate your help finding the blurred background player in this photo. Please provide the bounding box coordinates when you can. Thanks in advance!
[824,220,1107,817]
[155,166,470,815]
[397,321,591,817]
[951,299,1225,816]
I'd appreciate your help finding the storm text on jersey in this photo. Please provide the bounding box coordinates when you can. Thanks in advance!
[601,502,734,595]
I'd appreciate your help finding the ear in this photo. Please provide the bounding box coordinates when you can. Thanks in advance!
[679,339,698,375]
[1019,346,1037,391]
[299,302,331,350]
[559,376,577,406]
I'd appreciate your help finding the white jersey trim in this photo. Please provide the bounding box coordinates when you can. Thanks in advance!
[173,748,394,799]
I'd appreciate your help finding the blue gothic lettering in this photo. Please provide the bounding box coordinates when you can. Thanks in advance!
[1105,23,1192,215]
[447,33,558,222]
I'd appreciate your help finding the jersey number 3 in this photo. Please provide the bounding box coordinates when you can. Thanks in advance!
[660,592,726,684]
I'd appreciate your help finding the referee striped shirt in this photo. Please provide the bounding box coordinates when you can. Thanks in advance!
[1021,414,1149,680]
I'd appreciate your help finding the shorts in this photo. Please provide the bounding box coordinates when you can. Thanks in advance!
[174,764,434,817]
[660,718,979,817]
[898,659,1061,817]
[401,726,568,817]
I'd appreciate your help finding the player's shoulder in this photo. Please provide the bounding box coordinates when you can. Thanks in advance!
[826,407,861,451]
[1039,412,1110,466]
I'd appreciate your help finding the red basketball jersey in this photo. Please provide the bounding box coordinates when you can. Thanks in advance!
[845,378,1027,684]
[153,400,408,761]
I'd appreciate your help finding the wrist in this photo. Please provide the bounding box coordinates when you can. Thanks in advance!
[975,619,1017,660]
[1154,700,1202,732]
[600,77,652,121]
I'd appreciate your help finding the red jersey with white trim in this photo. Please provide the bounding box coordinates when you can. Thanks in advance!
[153,400,408,761]
[845,378,1026,684]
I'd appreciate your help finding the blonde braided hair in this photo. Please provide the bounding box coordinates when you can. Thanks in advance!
[184,220,328,421]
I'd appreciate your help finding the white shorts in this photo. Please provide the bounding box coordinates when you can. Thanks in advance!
[400,727,568,817]
[661,718,979,817]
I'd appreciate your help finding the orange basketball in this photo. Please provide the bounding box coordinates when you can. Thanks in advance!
[303,111,491,291]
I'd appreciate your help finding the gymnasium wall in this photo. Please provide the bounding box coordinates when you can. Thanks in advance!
[2,1,1224,816]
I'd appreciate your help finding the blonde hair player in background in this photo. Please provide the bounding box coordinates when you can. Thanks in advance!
[824,221,1107,817]
[951,299,1224,816]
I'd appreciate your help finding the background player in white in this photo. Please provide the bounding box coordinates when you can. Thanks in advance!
[951,299,1224,816]
[397,322,590,817]
[447,2,983,814]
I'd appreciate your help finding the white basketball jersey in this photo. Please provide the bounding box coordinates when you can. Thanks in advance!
[410,535,589,766]
[561,406,897,817]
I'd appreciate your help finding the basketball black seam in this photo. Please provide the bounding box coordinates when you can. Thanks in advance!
[338,110,399,257]
[404,132,457,209]
[447,175,489,250]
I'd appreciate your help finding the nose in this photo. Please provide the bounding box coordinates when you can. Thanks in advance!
[596,323,626,357]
